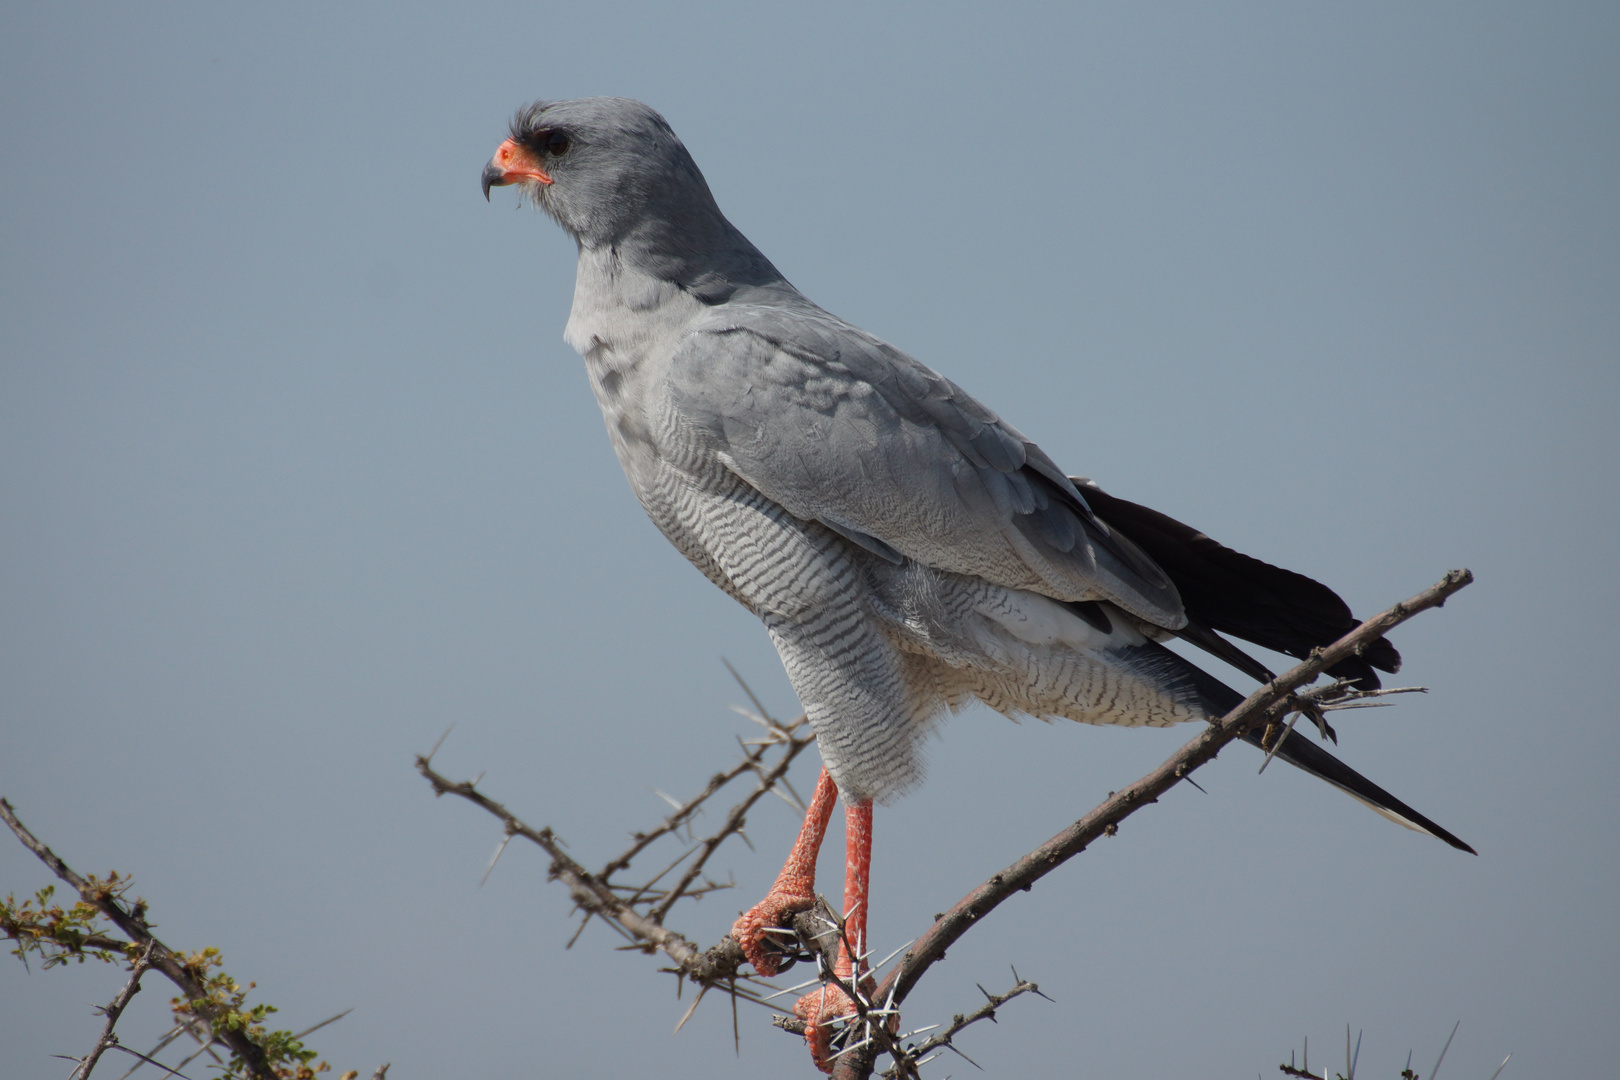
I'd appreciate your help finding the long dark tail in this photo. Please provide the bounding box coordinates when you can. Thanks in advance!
[1115,639,1476,854]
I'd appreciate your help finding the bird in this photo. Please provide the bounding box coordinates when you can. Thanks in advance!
[481,97,1472,1072]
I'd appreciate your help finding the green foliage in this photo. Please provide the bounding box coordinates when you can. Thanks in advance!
[172,945,330,1078]
[2,875,334,1079]
[1,878,139,968]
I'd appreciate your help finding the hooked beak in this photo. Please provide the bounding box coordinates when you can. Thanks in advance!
[482,138,553,201]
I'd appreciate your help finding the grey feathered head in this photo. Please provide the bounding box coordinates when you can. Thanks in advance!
[483,97,781,291]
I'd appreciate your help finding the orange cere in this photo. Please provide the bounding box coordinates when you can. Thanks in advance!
[489,138,552,186]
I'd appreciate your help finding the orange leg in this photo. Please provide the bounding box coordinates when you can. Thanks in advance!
[794,796,875,1072]
[731,766,839,977]
[731,768,881,1073]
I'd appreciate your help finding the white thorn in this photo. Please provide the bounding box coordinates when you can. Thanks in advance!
[729,704,771,727]
[760,976,825,1001]
[1257,711,1302,774]
[825,1035,874,1063]
[871,938,916,971]
[480,835,513,886]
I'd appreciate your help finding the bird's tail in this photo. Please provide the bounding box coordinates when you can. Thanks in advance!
[1112,639,1476,854]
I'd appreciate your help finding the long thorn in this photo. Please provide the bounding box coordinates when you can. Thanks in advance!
[722,658,776,724]
[1430,1021,1460,1080]
[870,938,916,972]
[292,1009,354,1041]
[426,723,456,762]
[1258,711,1302,774]
[762,976,828,1001]
[481,834,512,886]
[672,984,709,1034]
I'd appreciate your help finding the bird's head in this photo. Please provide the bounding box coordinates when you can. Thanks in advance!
[482,97,718,250]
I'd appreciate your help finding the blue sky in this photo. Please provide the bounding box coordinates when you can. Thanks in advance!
[3,3,1616,1077]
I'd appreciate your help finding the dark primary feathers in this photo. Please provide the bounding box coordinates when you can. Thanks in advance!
[1126,640,1474,854]
[1078,481,1401,689]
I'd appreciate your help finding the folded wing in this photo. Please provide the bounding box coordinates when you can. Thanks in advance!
[668,300,1184,627]
[1077,480,1400,689]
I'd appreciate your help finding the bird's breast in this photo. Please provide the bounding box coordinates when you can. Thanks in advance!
[565,248,709,490]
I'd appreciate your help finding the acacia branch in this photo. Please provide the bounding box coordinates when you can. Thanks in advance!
[416,757,725,975]
[828,569,1473,1079]
[416,707,814,994]
[0,800,277,1080]
[603,721,805,879]
[890,974,1049,1075]
[646,730,812,921]
[67,940,155,1080]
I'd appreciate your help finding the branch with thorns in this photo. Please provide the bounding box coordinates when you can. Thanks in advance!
[1277,1022,1509,1080]
[417,570,1473,1078]
[1,800,277,1080]
[824,570,1473,1079]
[416,673,816,998]
[58,940,155,1080]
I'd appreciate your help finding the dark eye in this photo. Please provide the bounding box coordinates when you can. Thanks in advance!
[545,131,571,156]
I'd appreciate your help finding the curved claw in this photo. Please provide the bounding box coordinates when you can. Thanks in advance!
[796,980,860,1074]
[732,891,816,977]
[794,975,889,1074]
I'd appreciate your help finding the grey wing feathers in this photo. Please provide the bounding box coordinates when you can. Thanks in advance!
[667,300,1185,627]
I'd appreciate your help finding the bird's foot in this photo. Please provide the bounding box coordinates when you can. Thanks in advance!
[794,973,892,1074]
[732,889,817,977]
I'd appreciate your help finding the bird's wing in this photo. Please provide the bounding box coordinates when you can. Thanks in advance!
[1076,479,1401,689]
[666,301,1184,627]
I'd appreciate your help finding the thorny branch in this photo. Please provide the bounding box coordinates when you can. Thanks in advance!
[66,940,156,1080]
[417,570,1471,1078]
[889,973,1050,1076]
[0,799,278,1080]
[772,967,1050,1078]
[416,691,817,991]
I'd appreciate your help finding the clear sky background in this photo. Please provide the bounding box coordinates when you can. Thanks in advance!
[3,3,1616,1077]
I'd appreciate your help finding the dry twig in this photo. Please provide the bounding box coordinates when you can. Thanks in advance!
[64,940,157,1080]
[416,692,816,994]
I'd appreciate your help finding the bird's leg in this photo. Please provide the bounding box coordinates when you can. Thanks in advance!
[731,766,838,977]
[794,796,879,1074]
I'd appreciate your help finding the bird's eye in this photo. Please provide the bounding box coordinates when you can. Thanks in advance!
[546,131,571,156]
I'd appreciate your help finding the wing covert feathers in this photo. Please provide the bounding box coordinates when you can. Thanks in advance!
[669,315,1187,625]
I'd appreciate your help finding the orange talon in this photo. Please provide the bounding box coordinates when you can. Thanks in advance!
[733,769,892,1071]
[794,975,873,1073]
[731,767,838,976]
